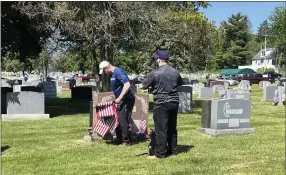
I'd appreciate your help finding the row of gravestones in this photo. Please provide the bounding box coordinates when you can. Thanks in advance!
[70,85,192,113]
[85,91,255,141]
[198,80,251,99]
[262,85,285,105]
[2,85,256,138]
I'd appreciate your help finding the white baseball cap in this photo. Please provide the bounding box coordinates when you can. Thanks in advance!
[99,61,110,74]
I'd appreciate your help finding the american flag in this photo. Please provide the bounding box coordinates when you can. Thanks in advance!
[93,101,119,137]
[140,110,147,133]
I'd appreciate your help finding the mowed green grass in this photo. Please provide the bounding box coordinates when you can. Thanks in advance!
[1,85,285,175]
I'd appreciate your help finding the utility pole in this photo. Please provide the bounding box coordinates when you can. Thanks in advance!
[264,30,267,54]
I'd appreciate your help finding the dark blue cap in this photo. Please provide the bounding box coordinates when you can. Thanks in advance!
[155,50,169,60]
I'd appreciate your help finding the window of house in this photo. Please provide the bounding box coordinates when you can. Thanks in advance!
[261,51,265,56]
[261,59,264,63]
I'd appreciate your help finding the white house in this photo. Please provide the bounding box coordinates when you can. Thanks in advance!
[239,48,278,71]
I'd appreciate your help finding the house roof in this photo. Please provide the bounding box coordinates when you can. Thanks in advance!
[252,48,276,60]
[220,68,256,75]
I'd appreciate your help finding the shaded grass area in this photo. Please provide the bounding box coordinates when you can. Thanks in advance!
[1,85,285,175]
[45,91,90,118]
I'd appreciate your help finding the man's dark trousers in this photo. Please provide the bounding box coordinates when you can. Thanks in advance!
[116,97,135,144]
[153,102,179,158]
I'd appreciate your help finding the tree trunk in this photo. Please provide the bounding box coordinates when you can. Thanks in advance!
[91,46,101,90]
[100,43,113,92]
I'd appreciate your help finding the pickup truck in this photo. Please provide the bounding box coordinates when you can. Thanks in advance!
[240,73,268,84]
[77,73,95,84]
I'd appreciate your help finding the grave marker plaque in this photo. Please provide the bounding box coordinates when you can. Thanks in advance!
[226,89,250,100]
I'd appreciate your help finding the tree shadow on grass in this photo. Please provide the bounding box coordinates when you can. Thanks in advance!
[45,98,90,118]
[135,144,194,157]
[1,145,10,154]
[177,145,194,154]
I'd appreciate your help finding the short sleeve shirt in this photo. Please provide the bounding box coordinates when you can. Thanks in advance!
[111,67,134,99]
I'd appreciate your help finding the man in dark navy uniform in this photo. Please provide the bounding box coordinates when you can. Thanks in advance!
[99,61,135,145]
[139,50,183,159]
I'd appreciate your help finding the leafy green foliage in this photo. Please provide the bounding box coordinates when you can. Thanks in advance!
[1,2,52,73]
[2,52,24,73]
[257,20,270,43]
[55,50,92,73]
[4,2,285,75]
[256,67,275,74]
[246,35,262,65]
[268,4,286,65]
[218,13,251,68]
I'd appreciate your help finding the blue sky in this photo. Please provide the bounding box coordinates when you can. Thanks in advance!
[199,2,285,34]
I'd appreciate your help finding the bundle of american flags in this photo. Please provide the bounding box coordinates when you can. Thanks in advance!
[139,110,147,133]
[93,101,119,137]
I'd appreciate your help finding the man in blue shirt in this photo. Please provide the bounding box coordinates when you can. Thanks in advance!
[99,61,135,145]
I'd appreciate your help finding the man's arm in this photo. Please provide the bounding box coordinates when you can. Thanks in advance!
[139,73,154,90]
[117,71,131,101]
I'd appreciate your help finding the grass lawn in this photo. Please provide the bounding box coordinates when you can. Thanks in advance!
[1,85,285,175]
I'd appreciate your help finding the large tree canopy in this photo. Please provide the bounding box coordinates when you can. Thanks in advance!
[1,1,52,73]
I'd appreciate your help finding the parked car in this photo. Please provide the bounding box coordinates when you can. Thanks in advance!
[215,77,238,86]
[77,73,95,84]
[241,73,268,84]
[263,71,282,79]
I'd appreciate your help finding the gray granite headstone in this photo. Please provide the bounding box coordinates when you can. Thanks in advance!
[42,82,57,98]
[277,86,285,105]
[239,80,251,91]
[211,99,251,129]
[262,85,278,101]
[212,85,225,93]
[2,91,50,120]
[198,87,213,99]
[197,98,255,136]
[178,86,192,113]
[226,89,250,100]
[22,80,41,86]
[201,100,212,128]
[193,83,205,93]
[263,81,271,88]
